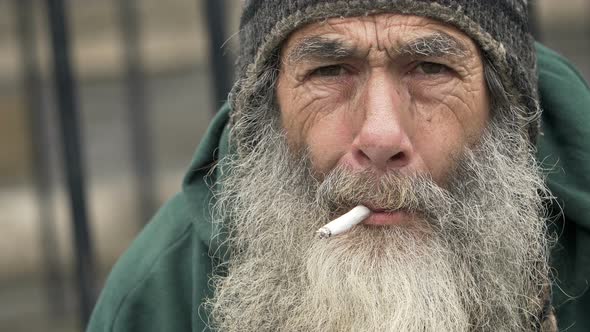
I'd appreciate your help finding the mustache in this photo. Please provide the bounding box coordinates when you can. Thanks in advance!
[315,166,453,218]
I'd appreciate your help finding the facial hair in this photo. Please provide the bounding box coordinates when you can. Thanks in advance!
[204,104,550,332]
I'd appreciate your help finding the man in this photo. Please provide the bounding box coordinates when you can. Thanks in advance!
[88,1,590,331]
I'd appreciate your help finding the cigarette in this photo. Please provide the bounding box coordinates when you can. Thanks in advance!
[316,205,371,239]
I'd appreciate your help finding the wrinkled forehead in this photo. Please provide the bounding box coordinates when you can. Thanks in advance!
[280,14,481,63]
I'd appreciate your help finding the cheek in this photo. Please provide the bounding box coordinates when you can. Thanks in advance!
[305,112,354,173]
[280,77,331,128]
[279,76,357,173]
[413,120,464,182]
[410,80,489,182]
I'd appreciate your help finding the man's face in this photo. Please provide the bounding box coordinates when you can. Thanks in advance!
[277,13,489,192]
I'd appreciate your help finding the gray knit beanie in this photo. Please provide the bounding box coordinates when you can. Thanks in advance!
[231,0,540,143]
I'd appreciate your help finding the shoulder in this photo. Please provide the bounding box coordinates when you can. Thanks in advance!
[86,193,212,332]
[535,43,590,217]
[86,104,230,332]
[535,43,590,331]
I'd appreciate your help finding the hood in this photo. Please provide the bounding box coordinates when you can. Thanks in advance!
[182,103,232,260]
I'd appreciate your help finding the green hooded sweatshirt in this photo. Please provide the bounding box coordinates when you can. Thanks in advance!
[87,44,590,332]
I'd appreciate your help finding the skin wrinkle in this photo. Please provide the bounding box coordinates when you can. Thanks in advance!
[438,74,486,141]
[435,90,475,138]
[278,14,488,181]
[287,34,470,73]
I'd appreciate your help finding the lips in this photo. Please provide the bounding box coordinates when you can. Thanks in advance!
[362,206,412,226]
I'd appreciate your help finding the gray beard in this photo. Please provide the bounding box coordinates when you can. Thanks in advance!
[205,104,550,332]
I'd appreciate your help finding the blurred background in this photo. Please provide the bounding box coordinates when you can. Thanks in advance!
[0,0,588,331]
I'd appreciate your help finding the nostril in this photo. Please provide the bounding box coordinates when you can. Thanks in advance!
[354,149,371,162]
[389,151,407,165]
[352,147,410,169]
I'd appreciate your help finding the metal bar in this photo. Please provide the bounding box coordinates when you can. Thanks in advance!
[118,0,158,225]
[44,0,97,327]
[203,0,233,112]
[15,0,66,318]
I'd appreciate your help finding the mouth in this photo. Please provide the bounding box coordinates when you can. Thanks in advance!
[362,210,412,226]
[361,204,413,226]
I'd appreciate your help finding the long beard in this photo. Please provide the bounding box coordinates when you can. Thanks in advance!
[205,106,550,331]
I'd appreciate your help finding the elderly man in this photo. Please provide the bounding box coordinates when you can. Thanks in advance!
[88,1,590,331]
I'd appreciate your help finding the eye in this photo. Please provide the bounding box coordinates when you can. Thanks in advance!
[309,65,348,78]
[414,62,450,75]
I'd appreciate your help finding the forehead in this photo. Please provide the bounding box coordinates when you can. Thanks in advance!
[282,13,479,58]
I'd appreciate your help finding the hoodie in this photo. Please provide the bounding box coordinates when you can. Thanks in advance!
[87,43,590,332]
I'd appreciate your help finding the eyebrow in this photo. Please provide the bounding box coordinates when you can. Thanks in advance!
[286,36,358,64]
[396,32,468,59]
[286,32,469,64]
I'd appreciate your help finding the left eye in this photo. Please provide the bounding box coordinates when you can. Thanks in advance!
[414,62,449,75]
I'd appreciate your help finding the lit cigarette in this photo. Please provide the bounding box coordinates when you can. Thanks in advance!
[316,205,371,239]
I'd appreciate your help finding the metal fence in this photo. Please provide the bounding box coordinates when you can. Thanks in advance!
[8,0,234,330]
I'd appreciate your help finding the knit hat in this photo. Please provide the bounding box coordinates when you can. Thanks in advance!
[231,0,540,143]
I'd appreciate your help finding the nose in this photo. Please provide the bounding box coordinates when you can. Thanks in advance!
[351,73,414,171]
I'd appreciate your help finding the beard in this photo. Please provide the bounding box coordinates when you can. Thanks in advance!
[204,99,551,331]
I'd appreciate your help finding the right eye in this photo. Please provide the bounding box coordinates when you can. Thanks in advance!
[309,65,348,78]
